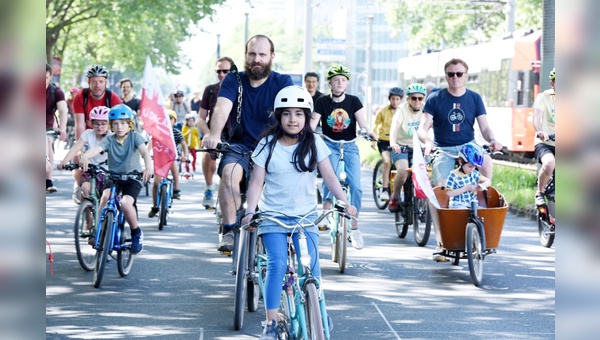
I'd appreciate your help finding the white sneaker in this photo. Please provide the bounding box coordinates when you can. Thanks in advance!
[432,246,446,262]
[318,216,332,231]
[350,229,364,250]
[379,190,390,201]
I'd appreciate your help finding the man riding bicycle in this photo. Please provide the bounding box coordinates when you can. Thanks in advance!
[416,58,502,187]
[533,68,555,206]
[201,35,293,252]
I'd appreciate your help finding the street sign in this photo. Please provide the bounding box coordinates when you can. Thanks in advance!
[315,37,346,62]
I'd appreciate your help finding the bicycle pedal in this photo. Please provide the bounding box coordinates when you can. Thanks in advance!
[221,250,232,255]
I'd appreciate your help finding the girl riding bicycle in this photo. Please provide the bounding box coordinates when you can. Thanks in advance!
[241,86,356,340]
[79,104,153,255]
[310,64,377,250]
[58,106,113,201]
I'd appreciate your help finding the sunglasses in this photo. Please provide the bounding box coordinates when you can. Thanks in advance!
[410,96,424,101]
[446,72,464,78]
[216,69,229,74]
[174,95,183,98]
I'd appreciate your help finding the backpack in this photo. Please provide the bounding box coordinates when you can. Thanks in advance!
[82,88,112,115]
[49,83,58,112]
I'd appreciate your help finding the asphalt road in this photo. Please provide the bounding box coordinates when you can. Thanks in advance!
[46,152,555,339]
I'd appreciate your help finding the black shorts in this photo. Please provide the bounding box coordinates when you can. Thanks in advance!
[103,178,143,202]
[377,140,391,154]
[217,143,252,179]
[534,143,555,163]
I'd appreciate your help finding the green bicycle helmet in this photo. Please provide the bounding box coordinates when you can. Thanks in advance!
[406,83,427,96]
[327,64,350,80]
[549,68,555,81]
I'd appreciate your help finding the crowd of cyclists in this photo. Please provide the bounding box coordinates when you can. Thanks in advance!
[46,33,555,339]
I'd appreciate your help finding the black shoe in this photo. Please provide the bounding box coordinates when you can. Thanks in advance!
[173,189,181,199]
[148,207,159,218]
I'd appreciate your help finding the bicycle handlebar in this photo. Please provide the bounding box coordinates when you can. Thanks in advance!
[319,129,373,144]
[243,202,357,231]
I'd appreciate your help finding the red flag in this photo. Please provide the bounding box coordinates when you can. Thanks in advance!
[139,56,176,178]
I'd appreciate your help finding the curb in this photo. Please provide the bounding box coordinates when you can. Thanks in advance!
[508,205,537,221]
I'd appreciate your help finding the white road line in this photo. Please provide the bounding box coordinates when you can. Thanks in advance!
[199,327,204,340]
[372,302,402,340]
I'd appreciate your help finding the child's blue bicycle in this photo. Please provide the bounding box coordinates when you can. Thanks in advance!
[247,205,350,340]
[156,176,174,231]
[92,166,142,288]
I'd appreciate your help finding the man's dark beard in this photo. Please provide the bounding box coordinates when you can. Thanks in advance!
[245,60,272,80]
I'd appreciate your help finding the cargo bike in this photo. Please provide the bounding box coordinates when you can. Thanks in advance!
[428,186,508,286]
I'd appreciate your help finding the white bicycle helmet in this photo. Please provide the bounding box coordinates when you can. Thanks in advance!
[274,86,313,112]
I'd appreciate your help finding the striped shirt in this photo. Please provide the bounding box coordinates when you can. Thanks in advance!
[446,169,480,208]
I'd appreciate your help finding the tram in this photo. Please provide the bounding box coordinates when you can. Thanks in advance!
[397,29,542,157]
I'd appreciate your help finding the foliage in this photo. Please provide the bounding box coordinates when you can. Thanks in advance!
[46,0,227,85]
[492,164,536,212]
[378,0,542,52]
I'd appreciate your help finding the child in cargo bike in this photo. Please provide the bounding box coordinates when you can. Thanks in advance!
[445,143,491,209]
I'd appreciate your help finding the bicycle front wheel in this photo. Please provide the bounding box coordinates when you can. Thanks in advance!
[247,230,260,312]
[117,222,134,277]
[337,215,348,273]
[303,282,325,340]
[466,222,484,287]
[158,185,168,231]
[74,199,96,271]
[93,212,114,288]
[413,197,432,246]
[233,230,248,330]
[372,160,388,209]
[537,211,555,248]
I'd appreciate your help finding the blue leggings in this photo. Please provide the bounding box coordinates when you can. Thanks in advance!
[262,232,321,310]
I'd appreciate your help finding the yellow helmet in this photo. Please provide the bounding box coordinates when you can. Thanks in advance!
[167,109,177,121]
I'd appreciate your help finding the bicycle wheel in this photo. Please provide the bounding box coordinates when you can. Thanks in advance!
[537,211,555,248]
[337,215,348,273]
[158,185,168,231]
[247,230,260,312]
[93,212,114,288]
[395,211,409,238]
[117,222,134,277]
[74,200,96,271]
[466,222,483,287]
[303,282,325,340]
[413,198,432,246]
[372,160,388,209]
[279,286,296,339]
[233,230,248,330]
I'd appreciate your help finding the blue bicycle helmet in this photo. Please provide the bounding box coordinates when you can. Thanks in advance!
[389,87,404,98]
[458,143,484,168]
[108,104,134,121]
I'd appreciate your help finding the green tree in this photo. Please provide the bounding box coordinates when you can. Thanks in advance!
[46,0,226,82]
[379,0,542,51]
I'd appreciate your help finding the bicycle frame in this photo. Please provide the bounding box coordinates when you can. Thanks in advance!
[156,176,173,231]
[251,212,340,340]
[94,185,126,252]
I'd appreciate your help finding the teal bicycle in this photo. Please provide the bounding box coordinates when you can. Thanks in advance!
[248,205,350,339]
[320,131,370,273]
